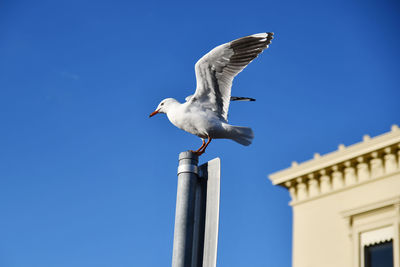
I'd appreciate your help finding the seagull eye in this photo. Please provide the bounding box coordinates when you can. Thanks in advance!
[160,103,164,106]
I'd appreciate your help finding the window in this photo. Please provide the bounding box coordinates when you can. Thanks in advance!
[364,241,393,267]
[342,197,400,267]
[361,226,394,267]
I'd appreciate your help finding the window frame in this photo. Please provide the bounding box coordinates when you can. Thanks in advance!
[342,196,400,267]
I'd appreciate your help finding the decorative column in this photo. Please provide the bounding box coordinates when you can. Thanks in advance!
[397,144,400,170]
[384,147,397,173]
[332,165,344,190]
[344,161,357,186]
[319,169,331,193]
[370,151,383,177]
[285,181,297,202]
[308,173,319,197]
[296,177,308,201]
[357,156,370,182]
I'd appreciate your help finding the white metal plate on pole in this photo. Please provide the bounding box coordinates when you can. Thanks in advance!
[199,157,220,267]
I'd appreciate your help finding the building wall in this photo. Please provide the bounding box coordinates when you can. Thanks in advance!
[292,172,400,267]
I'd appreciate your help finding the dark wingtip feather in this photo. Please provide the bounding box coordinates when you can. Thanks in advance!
[230,96,256,102]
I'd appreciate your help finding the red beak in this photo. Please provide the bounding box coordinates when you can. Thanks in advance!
[149,110,159,118]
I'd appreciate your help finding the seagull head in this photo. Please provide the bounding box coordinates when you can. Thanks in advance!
[149,98,178,117]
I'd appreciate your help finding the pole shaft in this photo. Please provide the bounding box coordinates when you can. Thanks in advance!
[172,151,199,267]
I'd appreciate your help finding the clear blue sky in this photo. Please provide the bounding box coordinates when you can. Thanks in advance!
[1,0,399,266]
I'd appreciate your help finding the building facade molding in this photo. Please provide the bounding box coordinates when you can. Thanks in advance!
[269,125,400,206]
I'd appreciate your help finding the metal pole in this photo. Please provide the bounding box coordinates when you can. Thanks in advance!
[172,151,199,267]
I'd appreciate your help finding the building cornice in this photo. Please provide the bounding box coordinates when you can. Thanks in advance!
[268,125,400,204]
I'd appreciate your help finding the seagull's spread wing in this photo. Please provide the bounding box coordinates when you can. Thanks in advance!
[189,32,273,121]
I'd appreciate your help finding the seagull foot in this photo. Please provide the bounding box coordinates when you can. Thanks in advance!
[189,150,204,156]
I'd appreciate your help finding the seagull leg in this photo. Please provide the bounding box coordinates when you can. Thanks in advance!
[190,138,206,154]
[197,137,212,155]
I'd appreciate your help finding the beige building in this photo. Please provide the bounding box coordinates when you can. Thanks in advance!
[269,125,400,267]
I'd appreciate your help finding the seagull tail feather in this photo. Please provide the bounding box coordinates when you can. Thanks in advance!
[229,126,254,146]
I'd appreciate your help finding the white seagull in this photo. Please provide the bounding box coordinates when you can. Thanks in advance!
[149,32,274,155]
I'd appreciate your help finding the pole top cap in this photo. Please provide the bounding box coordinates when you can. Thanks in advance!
[179,151,199,162]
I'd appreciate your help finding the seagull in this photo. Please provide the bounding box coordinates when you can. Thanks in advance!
[149,32,274,155]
